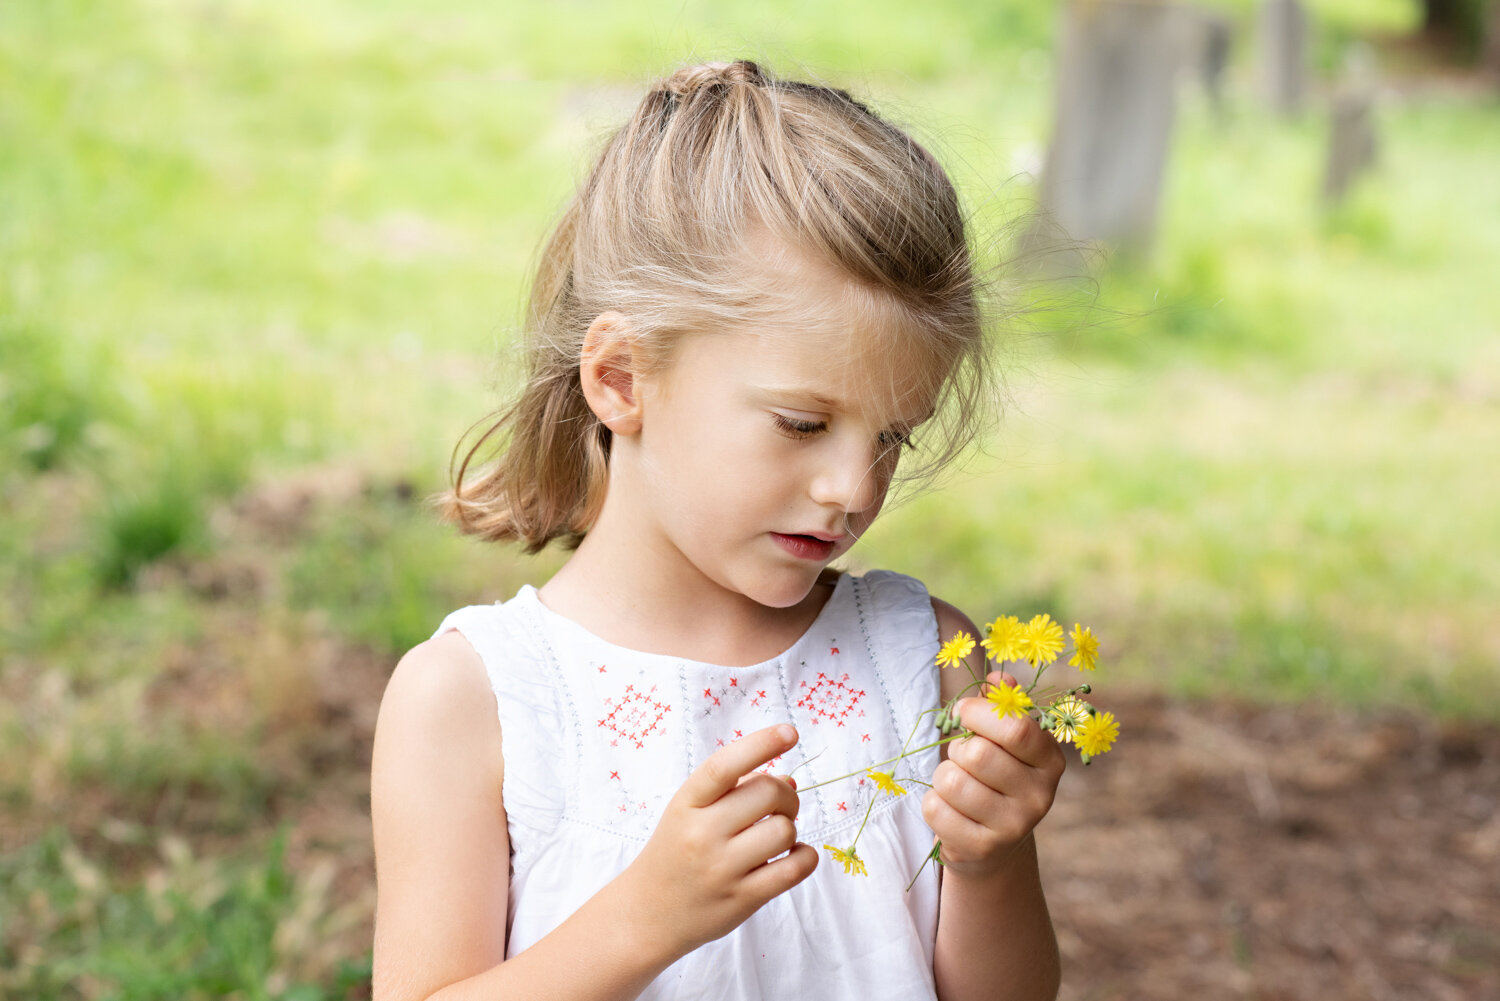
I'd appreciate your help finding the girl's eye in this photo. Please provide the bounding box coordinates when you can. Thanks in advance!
[772,413,826,438]
[878,428,915,450]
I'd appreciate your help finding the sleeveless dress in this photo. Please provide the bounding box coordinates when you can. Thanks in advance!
[432,569,944,1000]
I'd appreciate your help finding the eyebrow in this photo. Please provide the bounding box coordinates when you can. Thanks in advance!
[792,390,846,410]
[758,385,851,411]
[759,385,934,426]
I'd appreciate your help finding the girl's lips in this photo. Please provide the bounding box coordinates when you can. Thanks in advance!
[770,532,837,561]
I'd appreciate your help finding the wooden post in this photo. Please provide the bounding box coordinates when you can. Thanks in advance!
[1192,9,1235,120]
[1321,90,1378,204]
[1484,2,1500,83]
[1029,0,1191,261]
[1322,45,1379,205]
[1260,0,1309,116]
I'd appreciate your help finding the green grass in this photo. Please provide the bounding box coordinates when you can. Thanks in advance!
[0,318,119,472]
[2,0,1497,996]
[0,829,370,1001]
[284,482,556,655]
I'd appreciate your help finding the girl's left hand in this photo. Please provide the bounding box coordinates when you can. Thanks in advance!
[922,671,1066,880]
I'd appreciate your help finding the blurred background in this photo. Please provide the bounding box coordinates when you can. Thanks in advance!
[3,0,1497,997]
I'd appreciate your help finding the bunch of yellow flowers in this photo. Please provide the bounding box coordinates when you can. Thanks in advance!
[809,613,1119,880]
[936,613,1118,761]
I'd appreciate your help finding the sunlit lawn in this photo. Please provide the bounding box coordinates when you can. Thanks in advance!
[2,0,1496,996]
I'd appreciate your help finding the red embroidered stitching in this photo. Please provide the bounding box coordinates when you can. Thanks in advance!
[598,684,670,749]
[795,671,866,727]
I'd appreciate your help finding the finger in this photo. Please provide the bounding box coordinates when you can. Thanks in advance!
[930,757,1012,827]
[960,685,1056,770]
[957,694,1030,749]
[740,841,819,899]
[717,771,803,830]
[733,771,797,793]
[679,724,798,808]
[724,813,800,873]
[934,751,1058,844]
[945,730,1031,798]
[921,787,993,859]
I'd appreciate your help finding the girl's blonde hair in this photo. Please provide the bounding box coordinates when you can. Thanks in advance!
[446,59,993,552]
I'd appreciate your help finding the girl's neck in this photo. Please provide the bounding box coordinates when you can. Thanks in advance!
[536,533,837,667]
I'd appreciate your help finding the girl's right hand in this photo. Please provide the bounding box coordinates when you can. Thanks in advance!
[617,723,818,957]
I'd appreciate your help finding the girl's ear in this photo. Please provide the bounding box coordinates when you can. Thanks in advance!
[579,312,644,436]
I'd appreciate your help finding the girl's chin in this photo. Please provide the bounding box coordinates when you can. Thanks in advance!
[742,569,834,612]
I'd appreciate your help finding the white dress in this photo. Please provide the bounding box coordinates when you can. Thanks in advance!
[433,569,944,1000]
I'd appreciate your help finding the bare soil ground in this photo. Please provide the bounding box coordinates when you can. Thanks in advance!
[1043,691,1500,1001]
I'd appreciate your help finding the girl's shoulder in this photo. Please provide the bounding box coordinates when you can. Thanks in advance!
[423,590,562,698]
[921,593,987,705]
[838,569,952,686]
[373,590,543,787]
[849,569,984,703]
[929,594,980,645]
[376,630,501,771]
[849,567,976,632]
[850,567,935,617]
[372,633,506,855]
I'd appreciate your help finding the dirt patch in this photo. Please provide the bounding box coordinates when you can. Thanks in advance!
[1043,691,1500,1000]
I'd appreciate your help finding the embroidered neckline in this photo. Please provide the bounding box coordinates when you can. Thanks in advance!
[516,573,853,671]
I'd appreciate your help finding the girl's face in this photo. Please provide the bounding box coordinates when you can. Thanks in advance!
[619,280,939,613]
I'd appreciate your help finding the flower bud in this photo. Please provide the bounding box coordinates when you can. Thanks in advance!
[934,707,962,737]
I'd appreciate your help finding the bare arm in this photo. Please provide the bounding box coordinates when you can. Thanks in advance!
[371,632,817,1001]
[927,599,1064,1001]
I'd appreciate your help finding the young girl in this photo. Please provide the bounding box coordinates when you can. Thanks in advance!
[371,60,1066,1001]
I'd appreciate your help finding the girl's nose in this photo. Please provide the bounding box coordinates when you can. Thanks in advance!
[809,441,885,516]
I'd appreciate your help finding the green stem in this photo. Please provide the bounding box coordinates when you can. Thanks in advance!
[954,678,985,701]
[898,706,941,759]
[846,784,881,853]
[965,647,987,689]
[796,668,1063,800]
[1024,659,1049,696]
[794,731,969,795]
[906,842,944,893]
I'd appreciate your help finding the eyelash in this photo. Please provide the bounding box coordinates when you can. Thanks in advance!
[878,428,915,450]
[772,414,826,438]
[771,414,916,451]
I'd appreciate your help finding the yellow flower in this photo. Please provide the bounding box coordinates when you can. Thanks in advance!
[823,844,868,876]
[985,681,1034,720]
[867,769,907,796]
[1074,710,1119,757]
[1018,614,1065,666]
[981,615,1024,663]
[935,630,975,669]
[1069,624,1100,672]
[1046,695,1090,744]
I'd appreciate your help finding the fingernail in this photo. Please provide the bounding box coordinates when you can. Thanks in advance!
[777,724,796,743]
[786,776,798,791]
